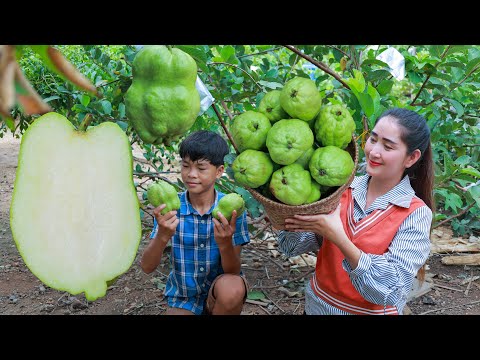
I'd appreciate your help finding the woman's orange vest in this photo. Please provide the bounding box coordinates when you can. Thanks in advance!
[311,187,425,315]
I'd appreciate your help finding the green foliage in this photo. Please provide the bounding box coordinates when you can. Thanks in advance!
[9,44,480,236]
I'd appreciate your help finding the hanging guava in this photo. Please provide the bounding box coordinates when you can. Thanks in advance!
[124,45,200,145]
[9,112,142,301]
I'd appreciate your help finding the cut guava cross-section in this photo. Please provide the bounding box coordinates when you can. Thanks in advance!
[10,112,142,301]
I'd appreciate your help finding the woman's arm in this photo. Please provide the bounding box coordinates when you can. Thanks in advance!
[345,206,432,308]
[276,230,323,257]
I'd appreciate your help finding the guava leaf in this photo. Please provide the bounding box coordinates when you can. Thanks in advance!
[444,192,463,213]
[469,186,480,207]
[28,45,99,96]
[247,290,266,300]
[460,167,480,178]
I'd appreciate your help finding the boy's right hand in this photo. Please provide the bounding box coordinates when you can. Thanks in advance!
[153,204,179,241]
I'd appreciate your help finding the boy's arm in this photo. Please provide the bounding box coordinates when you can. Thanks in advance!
[213,210,244,275]
[218,244,242,275]
[140,205,178,274]
[140,232,171,274]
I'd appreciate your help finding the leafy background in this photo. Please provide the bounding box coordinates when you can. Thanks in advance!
[1,44,479,237]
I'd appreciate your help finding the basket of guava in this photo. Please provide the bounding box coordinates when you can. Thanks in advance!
[229,99,359,230]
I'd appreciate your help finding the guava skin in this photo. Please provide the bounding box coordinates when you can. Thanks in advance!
[304,180,321,204]
[212,193,246,221]
[124,45,200,145]
[309,146,354,186]
[231,150,274,188]
[258,90,289,123]
[314,104,356,149]
[230,110,272,152]
[147,179,181,215]
[266,119,314,165]
[294,146,315,169]
[269,163,312,205]
[280,77,322,121]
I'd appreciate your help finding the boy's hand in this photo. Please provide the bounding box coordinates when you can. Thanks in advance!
[213,210,237,249]
[153,204,179,242]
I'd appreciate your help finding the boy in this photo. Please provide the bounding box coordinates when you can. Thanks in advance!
[140,130,250,315]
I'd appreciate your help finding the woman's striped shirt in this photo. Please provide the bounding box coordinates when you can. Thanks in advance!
[276,174,432,315]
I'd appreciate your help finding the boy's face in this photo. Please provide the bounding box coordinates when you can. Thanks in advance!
[181,156,224,195]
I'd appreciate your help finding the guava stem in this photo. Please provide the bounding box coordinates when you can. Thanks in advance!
[78,113,92,132]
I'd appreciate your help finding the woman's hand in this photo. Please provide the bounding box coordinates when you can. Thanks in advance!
[285,203,361,268]
[284,203,345,244]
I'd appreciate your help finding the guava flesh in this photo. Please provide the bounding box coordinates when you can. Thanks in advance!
[10,112,142,301]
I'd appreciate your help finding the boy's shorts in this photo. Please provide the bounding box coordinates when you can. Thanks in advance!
[203,273,249,315]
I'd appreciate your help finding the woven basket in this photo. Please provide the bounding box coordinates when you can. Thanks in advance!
[247,137,359,230]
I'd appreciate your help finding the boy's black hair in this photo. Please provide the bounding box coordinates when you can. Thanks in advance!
[179,130,229,167]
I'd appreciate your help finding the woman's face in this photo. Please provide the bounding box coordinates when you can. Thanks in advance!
[364,116,420,182]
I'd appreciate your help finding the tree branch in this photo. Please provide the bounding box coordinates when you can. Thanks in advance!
[411,46,450,105]
[282,45,350,89]
[325,45,349,59]
[207,61,263,91]
[419,299,480,315]
[237,46,283,58]
[433,202,476,229]
[202,72,240,154]
[212,102,240,154]
[255,268,315,289]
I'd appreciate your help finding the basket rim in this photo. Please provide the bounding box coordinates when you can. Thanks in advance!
[246,136,359,212]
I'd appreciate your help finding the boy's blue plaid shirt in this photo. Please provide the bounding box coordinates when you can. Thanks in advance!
[150,190,250,314]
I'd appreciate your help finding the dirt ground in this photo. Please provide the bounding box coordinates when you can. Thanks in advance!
[1,133,479,316]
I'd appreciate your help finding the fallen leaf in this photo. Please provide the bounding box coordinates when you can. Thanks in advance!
[247,290,266,300]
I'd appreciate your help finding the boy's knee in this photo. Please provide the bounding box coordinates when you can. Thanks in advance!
[214,274,247,304]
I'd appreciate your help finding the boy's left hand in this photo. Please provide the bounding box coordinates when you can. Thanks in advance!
[213,210,237,249]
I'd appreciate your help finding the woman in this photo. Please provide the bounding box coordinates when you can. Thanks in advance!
[277,108,434,315]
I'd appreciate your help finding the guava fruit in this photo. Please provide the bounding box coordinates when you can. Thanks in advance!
[9,112,142,301]
[304,180,321,204]
[147,179,180,215]
[124,45,200,145]
[230,110,271,152]
[258,90,289,123]
[280,77,322,121]
[266,119,314,165]
[212,193,246,221]
[294,146,315,169]
[269,163,312,205]
[309,145,354,186]
[231,149,274,188]
[314,104,356,149]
